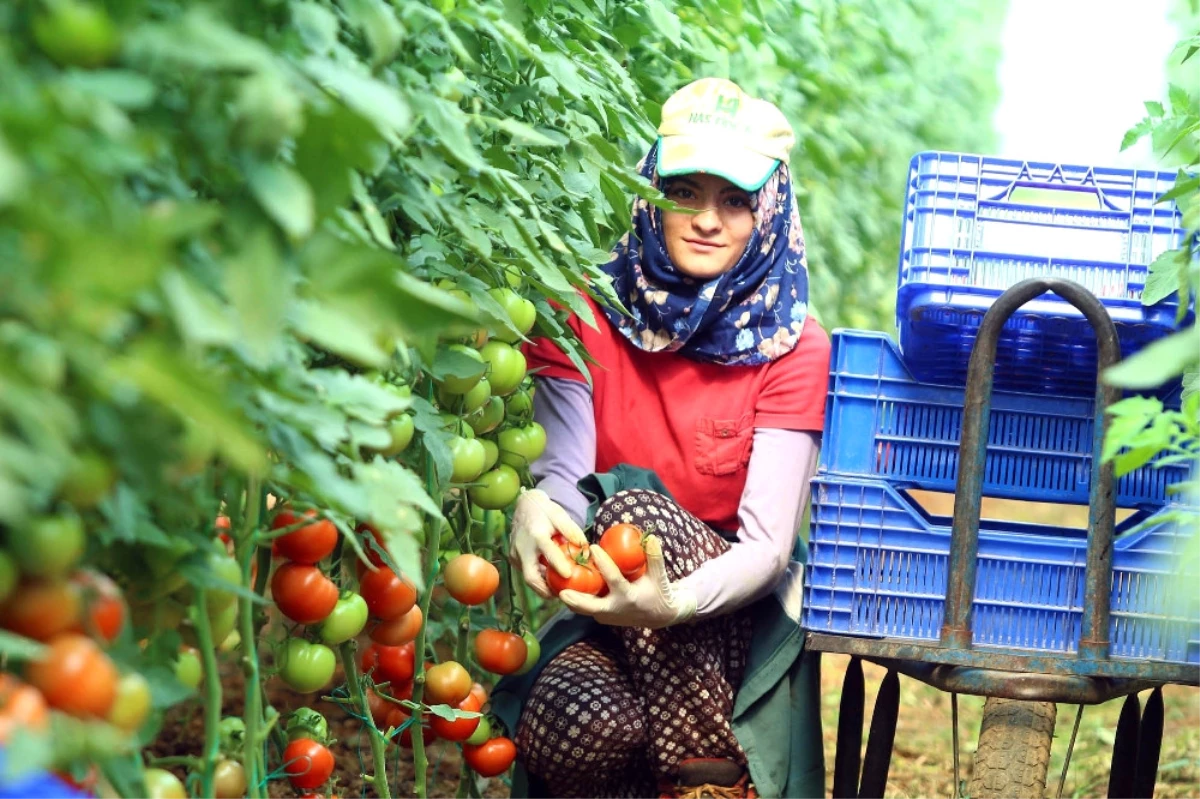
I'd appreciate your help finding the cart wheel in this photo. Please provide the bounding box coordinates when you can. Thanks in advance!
[968,698,1057,799]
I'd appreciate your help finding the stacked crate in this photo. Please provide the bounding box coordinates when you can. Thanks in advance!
[801,152,1198,666]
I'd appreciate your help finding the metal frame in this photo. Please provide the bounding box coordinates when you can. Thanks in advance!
[805,277,1200,704]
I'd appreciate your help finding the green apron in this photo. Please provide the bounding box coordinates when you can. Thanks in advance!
[490,465,826,798]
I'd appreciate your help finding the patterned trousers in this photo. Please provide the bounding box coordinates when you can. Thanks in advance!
[515,489,755,798]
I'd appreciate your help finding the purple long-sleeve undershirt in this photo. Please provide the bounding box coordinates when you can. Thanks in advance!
[530,376,820,620]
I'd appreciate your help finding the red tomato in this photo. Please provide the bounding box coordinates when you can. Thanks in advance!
[424,660,471,706]
[598,523,647,577]
[71,569,125,643]
[368,604,422,646]
[0,674,49,743]
[473,629,527,676]
[283,738,334,790]
[26,634,118,718]
[359,566,416,620]
[463,737,518,777]
[0,579,81,641]
[271,563,338,624]
[272,509,338,564]
[442,554,499,606]
[468,682,488,709]
[366,688,398,729]
[546,557,605,597]
[360,641,415,686]
[429,692,482,741]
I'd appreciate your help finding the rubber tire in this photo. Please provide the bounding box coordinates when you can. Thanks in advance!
[968,698,1057,799]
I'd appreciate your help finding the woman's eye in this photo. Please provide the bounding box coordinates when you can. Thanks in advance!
[666,186,694,200]
[725,195,750,208]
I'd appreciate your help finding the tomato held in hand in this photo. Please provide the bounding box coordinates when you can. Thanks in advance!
[271,563,338,624]
[319,592,369,645]
[424,660,472,706]
[272,509,339,564]
[463,736,518,777]
[546,552,606,597]
[598,523,647,577]
[279,639,336,694]
[368,604,422,646]
[429,691,482,742]
[474,629,527,676]
[360,641,415,686]
[284,738,335,790]
[359,565,417,620]
[442,553,499,606]
[26,633,117,718]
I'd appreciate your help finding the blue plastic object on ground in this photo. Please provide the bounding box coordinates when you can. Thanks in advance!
[800,475,1200,665]
[0,747,88,799]
[819,328,1191,509]
[895,151,1194,396]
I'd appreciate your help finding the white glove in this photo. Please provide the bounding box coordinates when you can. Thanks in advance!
[557,535,697,629]
[508,488,589,599]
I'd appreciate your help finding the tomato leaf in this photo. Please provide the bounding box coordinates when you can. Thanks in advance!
[0,629,47,661]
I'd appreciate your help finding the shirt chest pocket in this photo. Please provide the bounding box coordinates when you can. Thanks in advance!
[694,414,754,476]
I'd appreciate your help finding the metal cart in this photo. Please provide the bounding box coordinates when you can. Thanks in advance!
[805,278,1200,798]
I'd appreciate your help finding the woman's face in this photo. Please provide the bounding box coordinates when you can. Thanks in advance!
[661,173,755,281]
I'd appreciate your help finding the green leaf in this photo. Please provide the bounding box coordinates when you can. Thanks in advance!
[303,370,411,425]
[1144,100,1165,118]
[410,396,453,488]
[225,233,287,367]
[485,117,567,147]
[60,70,157,109]
[291,1,340,53]
[1157,172,1200,204]
[643,0,683,47]
[291,300,389,368]
[0,629,47,661]
[1121,118,1154,151]
[161,270,236,348]
[342,0,405,66]
[1142,249,1189,306]
[1103,327,1200,389]
[413,95,487,171]
[248,163,315,240]
[125,10,276,72]
[432,348,487,383]
[0,134,25,207]
[303,57,413,143]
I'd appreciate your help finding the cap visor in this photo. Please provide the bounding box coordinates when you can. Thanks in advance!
[657,135,779,191]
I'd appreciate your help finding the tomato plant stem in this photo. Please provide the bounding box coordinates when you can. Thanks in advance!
[411,438,444,799]
[338,641,392,799]
[193,589,221,799]
[238,475,268,798]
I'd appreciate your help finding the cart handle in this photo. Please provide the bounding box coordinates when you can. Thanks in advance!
[940,277,1121,661]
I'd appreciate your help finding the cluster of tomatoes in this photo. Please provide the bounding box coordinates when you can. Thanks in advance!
[0,518,151,792]
[542,523,649,597]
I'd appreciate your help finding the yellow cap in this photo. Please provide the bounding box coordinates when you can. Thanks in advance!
[656,78,795,191]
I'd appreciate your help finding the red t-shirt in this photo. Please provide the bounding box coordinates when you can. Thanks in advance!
[524,293,831,532]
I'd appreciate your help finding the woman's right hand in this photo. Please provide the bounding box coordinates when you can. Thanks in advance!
[508,488,588,598]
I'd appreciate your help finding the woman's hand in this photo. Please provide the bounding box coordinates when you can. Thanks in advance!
[557,536,697,629]
[508,488,589,599]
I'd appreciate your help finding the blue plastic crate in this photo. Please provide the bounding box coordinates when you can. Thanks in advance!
[820,329,1191,509]
[896,151,1194,396]
[801,476,1200,665]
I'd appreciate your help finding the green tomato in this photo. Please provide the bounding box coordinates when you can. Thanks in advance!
[144,768,188,799]
[466,396,505,435]
[479,438,499,472]
[279,639,336,694]
[204,550,243,613]
[487,288,537,343]
[437,376,491,414]
[438,344,486,394]
[514,630,542,676]
[382,414,415,456]
[10,514,85,579]
[464,715,492,745]
[286,707,329,742]
[0,550,16,606]
[319,592,368,645]
[32,0,119,69]
[479,341,527,397]
[469,465,521,510]
[449,436,487,483]
[497,423,547,469]
[60,451,116,509]
[219,716,246,753]
[109,672,152,732]
[175,648,202,690]
[505,389,533,418]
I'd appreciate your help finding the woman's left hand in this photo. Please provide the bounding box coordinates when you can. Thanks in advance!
[557,536,697,629]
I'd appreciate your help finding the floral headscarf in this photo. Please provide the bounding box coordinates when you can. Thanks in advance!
[597,143,809,366]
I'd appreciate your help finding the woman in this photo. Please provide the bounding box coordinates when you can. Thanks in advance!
[507,78,830,798]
